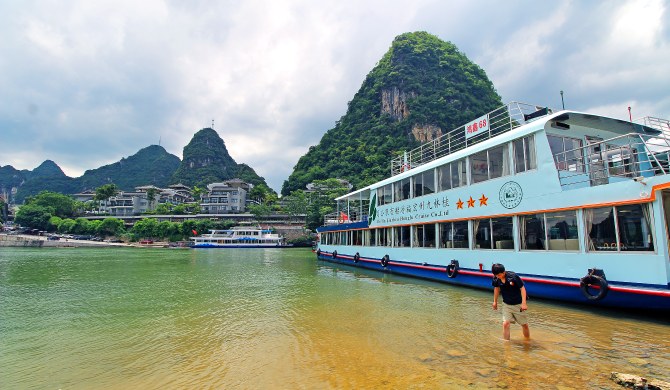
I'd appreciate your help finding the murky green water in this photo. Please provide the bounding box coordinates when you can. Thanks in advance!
[0,247,668,389]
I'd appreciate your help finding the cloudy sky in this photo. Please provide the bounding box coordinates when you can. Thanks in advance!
[1,0,668,192]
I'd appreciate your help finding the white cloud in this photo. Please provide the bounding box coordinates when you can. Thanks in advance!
[1,0,669,191]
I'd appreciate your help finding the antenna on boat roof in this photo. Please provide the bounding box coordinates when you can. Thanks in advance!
[560,90,565,109]
[158,136,161,146]
[212,119,215,129]
[628,107,632,122]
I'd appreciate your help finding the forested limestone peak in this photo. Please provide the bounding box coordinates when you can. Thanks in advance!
[281,31,503,195]
[31,160,67,178]
[171,128,269,190]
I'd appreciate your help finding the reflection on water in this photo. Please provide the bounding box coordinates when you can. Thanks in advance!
[0,247,668,389]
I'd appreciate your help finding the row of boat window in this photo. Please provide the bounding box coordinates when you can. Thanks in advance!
[378,136,536,205]
[321,203,654,252]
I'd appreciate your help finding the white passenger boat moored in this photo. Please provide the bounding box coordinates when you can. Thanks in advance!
[315,102,670,311]
[191,227,289,248]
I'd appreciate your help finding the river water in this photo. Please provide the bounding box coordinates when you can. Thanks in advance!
[0,247,668,389]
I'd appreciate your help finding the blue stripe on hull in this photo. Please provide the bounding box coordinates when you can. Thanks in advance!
[315,252,670,312]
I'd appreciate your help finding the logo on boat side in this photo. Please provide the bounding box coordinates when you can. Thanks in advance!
[369,193,377,222]
[499,181,523,209]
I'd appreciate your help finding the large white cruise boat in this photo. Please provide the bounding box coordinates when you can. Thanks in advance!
[191,227,289,248]
[315,102,670,311]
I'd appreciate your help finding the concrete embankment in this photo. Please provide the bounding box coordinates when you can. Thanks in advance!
[0,234,131,248]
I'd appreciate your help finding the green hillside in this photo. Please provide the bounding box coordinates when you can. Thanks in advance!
[282,31,503,195]
[171,128,270,189]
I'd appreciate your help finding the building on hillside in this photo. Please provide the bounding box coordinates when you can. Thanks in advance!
[160,184,193,205]
[104,190,151,216]
[305,179,353,193]
[73,190,96,203]
[200,180,249,213]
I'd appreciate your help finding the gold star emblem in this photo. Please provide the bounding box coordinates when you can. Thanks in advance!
[479,194,488,206]
[467,196,475,208]
[456,199,464,209]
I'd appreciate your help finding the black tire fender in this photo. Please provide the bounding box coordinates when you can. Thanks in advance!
[579,274,609,301]
[353,252,360,263]
[316,249,321,256]
[446,260,459,278]
[332,250,338,259]
[381,255,390,267]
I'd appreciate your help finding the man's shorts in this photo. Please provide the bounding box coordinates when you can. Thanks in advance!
[502,303,528,325]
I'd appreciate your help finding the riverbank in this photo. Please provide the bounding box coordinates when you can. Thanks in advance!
[0,234,166,248]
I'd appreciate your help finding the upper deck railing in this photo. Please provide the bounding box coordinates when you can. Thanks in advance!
[390,102,553,176]
[635,116,670,134]
[553,130,670,188]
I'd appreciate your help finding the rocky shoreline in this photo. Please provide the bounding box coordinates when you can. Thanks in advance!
[611,372,670,389]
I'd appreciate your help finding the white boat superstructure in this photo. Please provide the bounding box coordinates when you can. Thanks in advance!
[315,102,670,311]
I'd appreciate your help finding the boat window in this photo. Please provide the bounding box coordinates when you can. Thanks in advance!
[470,145,510,184]
[339,231,346,246]
[548,135,584,172]
[514,135,537,174]
[492,217,514,249]
[394,226,410,247]
[439,221,469,249]
[473,219,491,249]
[546,211,579,251]
[519,214,546,250]
[586,204,654,252]
[412,170,435,198]
[394,178,411,202]
[473,217,513,249]
[585,207,617,251]
[378,227,392,246]
[470,151,489,184]
[437,164,450,191]
[377,185,393,206]
[353,230,362,246]
[489,144,510,180]
[437,159,466,192]
[368,229,376,246]
[452,159,467,188]
[414,223,436,248]
[384,184,393,204]
[605,144,636,178]
[617,204,653,251]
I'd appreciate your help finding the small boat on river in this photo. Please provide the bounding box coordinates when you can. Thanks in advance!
[315,102,670,311]
[191,227,290,248]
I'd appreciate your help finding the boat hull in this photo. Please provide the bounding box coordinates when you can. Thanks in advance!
[192,243,292,248]
[315,250,670,312]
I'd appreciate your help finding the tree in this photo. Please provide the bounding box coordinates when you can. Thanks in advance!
[131,218,159,239]
[57,218,76,233]
[97,218,125,237]
[25,191,76,218]
[248,203,273,224]
[72,217,91,234]
[15,204,53,230]
[191,185,205,201]
[94,184,119,213]
[145,187,160,211]
[283,191,308,223]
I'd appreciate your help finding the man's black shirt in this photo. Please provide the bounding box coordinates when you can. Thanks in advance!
[492,271,524,305]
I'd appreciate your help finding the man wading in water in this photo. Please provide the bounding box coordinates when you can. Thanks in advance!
[491,263,530,341]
